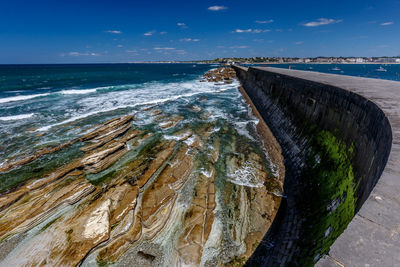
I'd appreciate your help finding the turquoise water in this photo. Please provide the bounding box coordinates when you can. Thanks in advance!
[0,63,256,178]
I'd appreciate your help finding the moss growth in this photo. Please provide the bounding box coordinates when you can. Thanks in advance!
[0,144,83,193]
[65,228,73,242]
[110,222,120,231]
[96,258,109,267]
[225,255,247,267]
[39,216,61,233]
[299,130,356,265]
[19,193,33,204]
[89,169,117,186]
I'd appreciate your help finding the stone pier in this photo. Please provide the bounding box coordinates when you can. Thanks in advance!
[233,66,400,266]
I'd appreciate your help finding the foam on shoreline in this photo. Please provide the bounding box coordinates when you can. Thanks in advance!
[238,86,285,182]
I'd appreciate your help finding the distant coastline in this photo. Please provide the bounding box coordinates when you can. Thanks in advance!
[129,61,400,65]
[249,62,400,65]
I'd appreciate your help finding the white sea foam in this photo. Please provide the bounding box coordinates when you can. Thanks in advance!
[0,94,49,104]
[59,89,97,95]
[36,109,115,131]
[0,113,34,121]
[227,161,264,188]
[200,168,214,178]
[233,121,258,141]
[36,78,239,132]
[183,135,197,146]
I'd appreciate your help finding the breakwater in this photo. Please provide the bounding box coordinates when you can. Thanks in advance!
[233,66,399,266]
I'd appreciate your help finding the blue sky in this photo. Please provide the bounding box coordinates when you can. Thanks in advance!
[0,0,399,63]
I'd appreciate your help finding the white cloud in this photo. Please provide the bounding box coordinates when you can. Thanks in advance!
[105,30,122,34]
[126,49,137,53]
[117,45,123,48]
[208,6,227,11]
[235,29,252,33]
[180,38,200,42]
[295,41,304,45]
[380,22,394,26]
[303,18,343,27]
[144,31,155,36]
[230,46,248,49]
[177,22,187,28]
[153,47,175,50]
[234,29,270,33]
[65,52,100,57]
[160,31,167,35]
[256,19,274,24]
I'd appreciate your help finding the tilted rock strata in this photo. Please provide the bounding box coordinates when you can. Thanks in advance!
[0,86,282,266]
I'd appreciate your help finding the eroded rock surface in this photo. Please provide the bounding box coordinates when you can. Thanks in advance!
[0,71,282,267]
[202,67,237,83]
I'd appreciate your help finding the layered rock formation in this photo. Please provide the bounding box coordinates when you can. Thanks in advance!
[201,67,236,84]
[0,71,282,266]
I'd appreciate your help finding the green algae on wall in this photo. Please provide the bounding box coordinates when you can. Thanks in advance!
[299,130,356,266]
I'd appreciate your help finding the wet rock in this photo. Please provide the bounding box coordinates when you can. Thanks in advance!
[177,165,216,266]
[0,108,282,266]
[149,109,163,116]
[0,176,95,240]
[187,104,202,112]
[136,141,176,188]
[159,115,183,129]
[137,251,156,262]
[165,129,193,142]
[81,115,134,142]
[202,67,236,83]
[82,142,128,174]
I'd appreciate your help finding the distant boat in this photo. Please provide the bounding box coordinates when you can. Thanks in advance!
[331,67,341,71]
[376,66,387,72]
[308,67,313,70]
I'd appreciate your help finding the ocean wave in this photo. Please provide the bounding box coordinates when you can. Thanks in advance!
[36,109,119,132]
[59,89,97,95]
[36,78,240,132]
[0,113,34,121]
[0,93,50,104]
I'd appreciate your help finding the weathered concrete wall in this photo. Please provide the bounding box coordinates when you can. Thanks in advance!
[233,66,399,266]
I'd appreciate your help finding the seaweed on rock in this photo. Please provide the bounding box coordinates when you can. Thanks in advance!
[299,130,356,266]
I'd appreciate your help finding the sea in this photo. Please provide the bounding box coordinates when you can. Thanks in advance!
[248,63,400,81]
[0,63,399,191]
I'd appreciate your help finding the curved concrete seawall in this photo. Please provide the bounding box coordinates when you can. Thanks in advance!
[233,66,399,266]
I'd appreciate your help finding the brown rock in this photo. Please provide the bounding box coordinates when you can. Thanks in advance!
[177,165,216,266]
